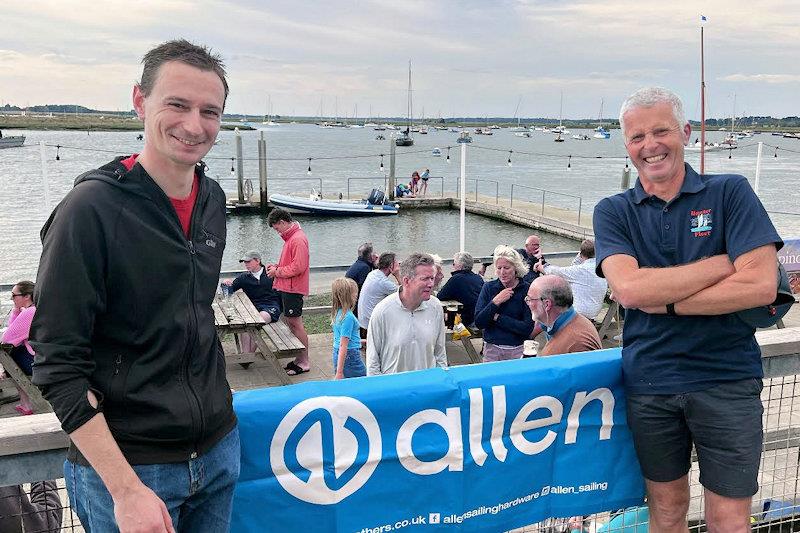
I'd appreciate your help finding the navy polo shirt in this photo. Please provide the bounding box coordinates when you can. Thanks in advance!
[593,164,782,395]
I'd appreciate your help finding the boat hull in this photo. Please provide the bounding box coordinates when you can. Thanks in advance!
[0,136,25,149]
[269,194,399,216]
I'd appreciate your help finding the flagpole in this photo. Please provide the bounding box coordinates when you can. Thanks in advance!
[700,17,706,174]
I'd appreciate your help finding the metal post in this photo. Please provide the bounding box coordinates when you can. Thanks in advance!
[541,190,546,216]
[39,141,50,213]
[440,177,444,198]
[474,179,478,202]
[577,197,582,226]
[459,142,466,253]
[258,131,268,210]
[235,128,245,204]
[495,182,499,205]
[388,136,396,200]
[347,179,351,200]
[754,141,763,195]
[621,167,631,190]
[510,184,514,208]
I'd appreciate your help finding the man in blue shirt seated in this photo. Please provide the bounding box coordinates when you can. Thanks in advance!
[436,251,484,327]
[222,250,282,352]
[594,86,781,532]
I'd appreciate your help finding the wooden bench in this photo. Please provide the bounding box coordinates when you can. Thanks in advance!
[0,345,52,413]
[261,321,305,359]
[595,297,622,341]
[214,291,293,385]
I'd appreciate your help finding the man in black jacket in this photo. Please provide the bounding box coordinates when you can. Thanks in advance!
[345,242,377,293]
[436,251,484,327]
[31,40,238,532]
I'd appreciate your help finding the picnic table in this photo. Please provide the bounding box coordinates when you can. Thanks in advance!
[439,299,482,364]
[213,291,291,386]
[0,344,51,413]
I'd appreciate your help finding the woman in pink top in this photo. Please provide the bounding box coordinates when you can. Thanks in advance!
[2,280,36,415]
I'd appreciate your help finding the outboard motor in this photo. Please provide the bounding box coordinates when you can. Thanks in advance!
[367,188,385,205]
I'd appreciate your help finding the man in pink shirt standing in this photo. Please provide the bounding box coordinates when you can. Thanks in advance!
[266,207,311,375]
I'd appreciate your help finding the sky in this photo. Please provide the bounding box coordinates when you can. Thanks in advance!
[2,0,799,120]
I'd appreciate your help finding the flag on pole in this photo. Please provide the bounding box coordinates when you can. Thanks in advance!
[700,15,708,25]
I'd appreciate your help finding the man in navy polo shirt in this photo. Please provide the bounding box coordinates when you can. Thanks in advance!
[594,87,781,532]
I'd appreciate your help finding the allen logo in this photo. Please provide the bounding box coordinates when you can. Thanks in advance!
[270,396,382,504]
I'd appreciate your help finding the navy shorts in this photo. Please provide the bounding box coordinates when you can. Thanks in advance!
[279,292,304,317]
[626,378,763,498]
[256,305,281,323]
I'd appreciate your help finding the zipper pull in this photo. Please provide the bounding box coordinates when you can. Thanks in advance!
[114,354,122,375]
[188,240,196,255]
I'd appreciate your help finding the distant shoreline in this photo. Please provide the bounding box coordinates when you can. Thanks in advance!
[2,113,798,133]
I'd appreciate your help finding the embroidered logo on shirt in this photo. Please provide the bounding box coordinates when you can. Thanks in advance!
[690,209,712,237]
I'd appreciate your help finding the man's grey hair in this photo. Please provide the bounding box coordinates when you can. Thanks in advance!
[538,275,573,309]
[493,245,528,278]
[400,252,435,280]
[454,251,475,271]
[357,242,374,261]
[619,87,686,138]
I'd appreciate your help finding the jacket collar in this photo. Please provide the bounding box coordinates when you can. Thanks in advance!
[543,306,576,339]
[280,222,301,242]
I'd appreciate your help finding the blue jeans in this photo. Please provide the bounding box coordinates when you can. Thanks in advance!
[65,426,240,532]
[333,347,366,378]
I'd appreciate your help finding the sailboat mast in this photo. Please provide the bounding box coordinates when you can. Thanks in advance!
[700,24,706,174]
[408,60,413,132]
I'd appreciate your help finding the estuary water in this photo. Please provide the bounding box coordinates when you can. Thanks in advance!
[1,123,799,282]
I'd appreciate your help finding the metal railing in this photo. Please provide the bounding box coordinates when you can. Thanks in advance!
[2,330,799,531]
[346,176,389,199]
[455,177,500,204]
[509,183,584,225]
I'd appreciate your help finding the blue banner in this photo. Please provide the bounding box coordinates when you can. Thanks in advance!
[231,348,645,532]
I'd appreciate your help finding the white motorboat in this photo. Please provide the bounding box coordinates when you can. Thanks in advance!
[269,190,399,216]
[0,132,25,149]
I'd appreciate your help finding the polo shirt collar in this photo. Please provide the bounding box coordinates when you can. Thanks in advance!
[632,163,706,205]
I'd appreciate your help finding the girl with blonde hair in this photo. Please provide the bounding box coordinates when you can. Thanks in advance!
[330,277,367,379]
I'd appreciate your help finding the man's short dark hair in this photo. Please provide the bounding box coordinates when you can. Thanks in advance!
[378,252,396,270]
[267,207,293,226]
[580,239,596,259]
[139,39,229,106]
[358,242,374,261]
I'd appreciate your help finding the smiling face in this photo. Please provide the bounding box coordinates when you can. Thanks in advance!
[133,60,225,178]
[495,257,517,286]
[623,102,691,188]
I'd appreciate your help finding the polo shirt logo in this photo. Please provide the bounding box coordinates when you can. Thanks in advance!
[690,209,712,237]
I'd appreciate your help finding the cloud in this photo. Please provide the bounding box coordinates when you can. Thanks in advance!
[719,74,800,84]
[0,50,25,62]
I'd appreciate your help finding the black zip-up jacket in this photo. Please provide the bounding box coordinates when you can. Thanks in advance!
[31,157,236,465]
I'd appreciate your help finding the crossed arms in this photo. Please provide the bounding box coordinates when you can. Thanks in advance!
[601,244,778,315]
